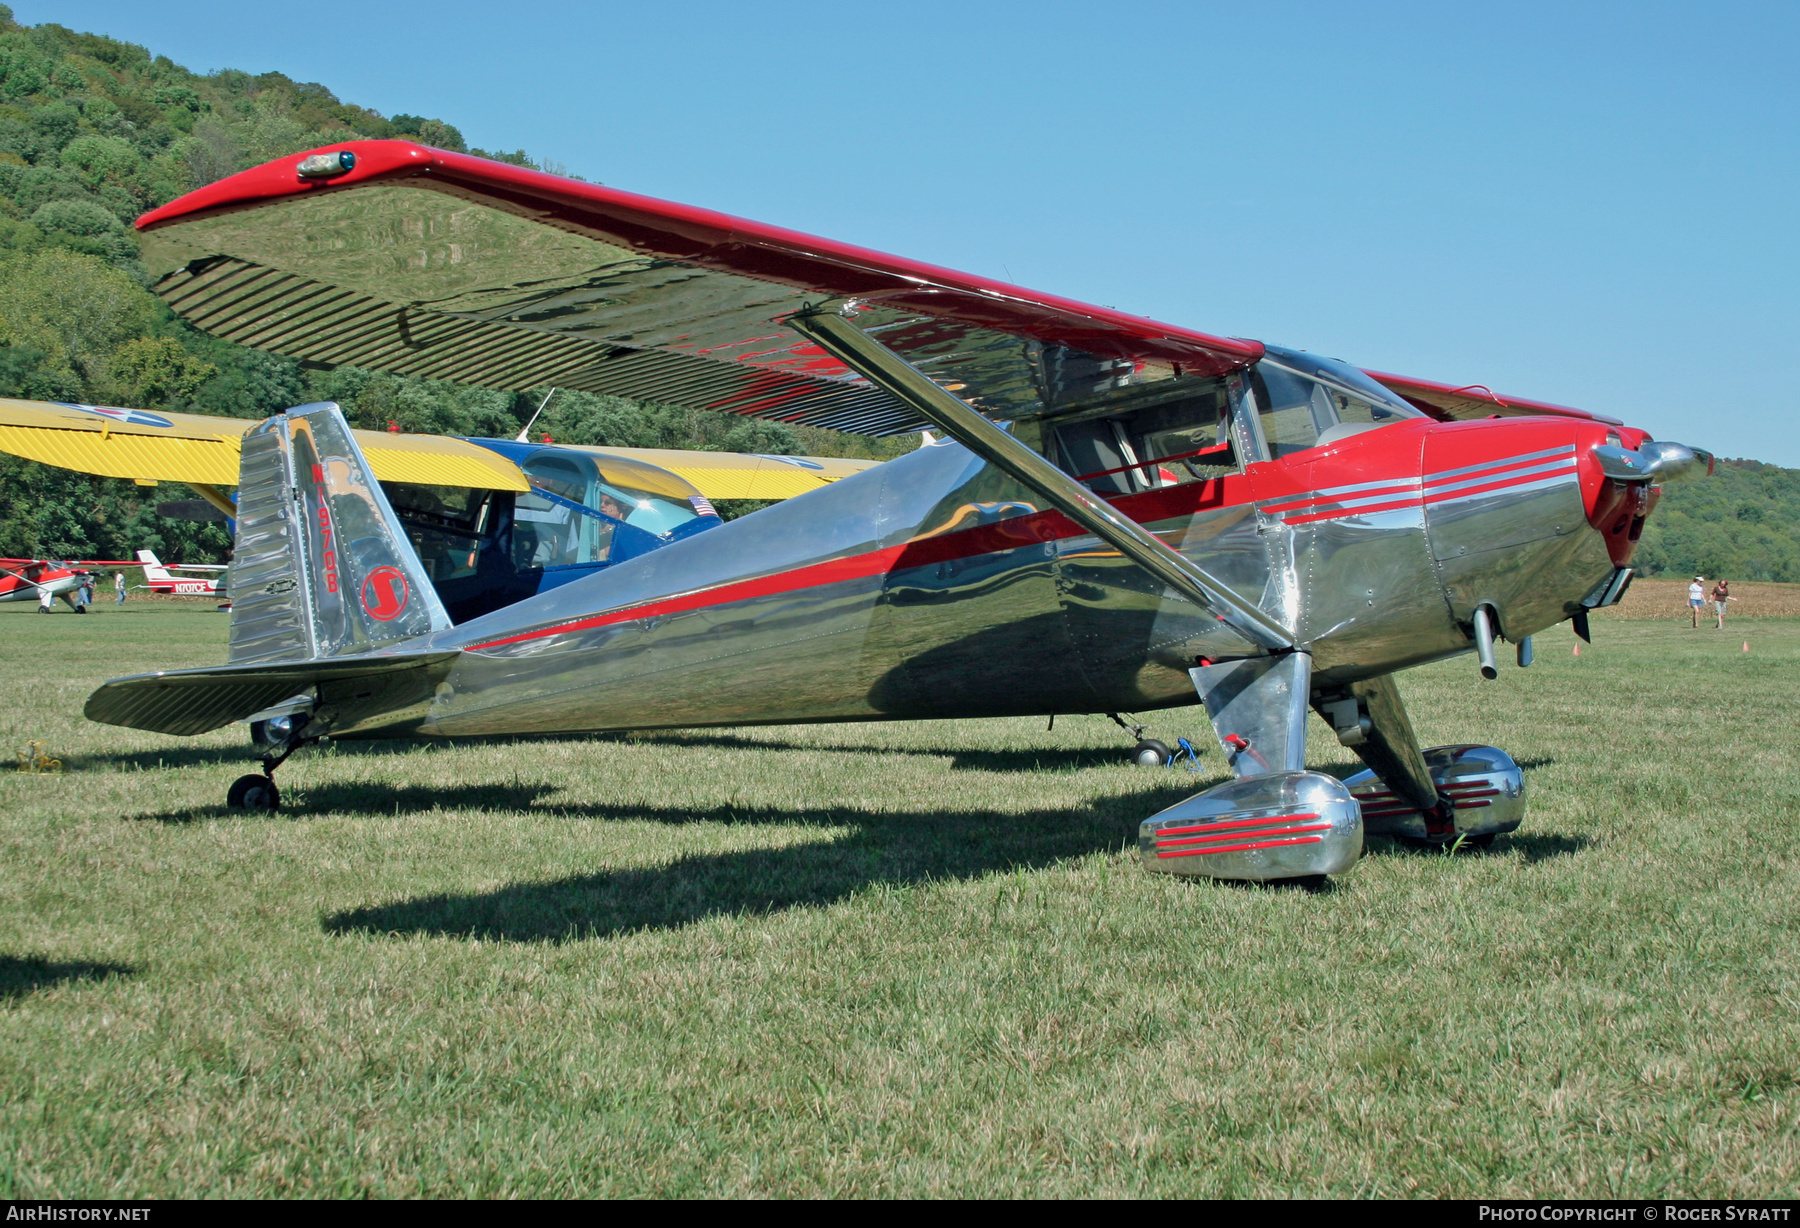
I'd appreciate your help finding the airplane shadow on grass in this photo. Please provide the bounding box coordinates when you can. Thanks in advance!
[613,730,1144,774]
[322,788,1197,944]
[317,777,1590,943]
[77,734,1133,778]
[0,955,132,1000]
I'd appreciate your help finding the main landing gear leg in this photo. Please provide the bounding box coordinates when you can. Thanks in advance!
[1139,652,1365,884]
[1320,673,1527,848]
[227,721,315,812]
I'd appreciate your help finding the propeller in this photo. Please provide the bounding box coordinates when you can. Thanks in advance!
[1591,440,1714,484]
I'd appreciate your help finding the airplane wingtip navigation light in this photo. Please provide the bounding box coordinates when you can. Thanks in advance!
[296,150,356,179]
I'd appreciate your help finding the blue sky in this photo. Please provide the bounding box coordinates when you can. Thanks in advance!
[23,1,1800,462]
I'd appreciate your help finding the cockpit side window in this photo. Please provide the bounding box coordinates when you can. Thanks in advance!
[1053,384,1237,494]
[522,453,594,505]
[1244,347,1426,460]
[1250,364,1336,459]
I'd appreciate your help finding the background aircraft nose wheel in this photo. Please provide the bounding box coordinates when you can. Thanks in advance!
[227,773,280,811]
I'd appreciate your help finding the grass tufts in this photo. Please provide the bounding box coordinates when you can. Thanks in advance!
[0,602,1796,1196]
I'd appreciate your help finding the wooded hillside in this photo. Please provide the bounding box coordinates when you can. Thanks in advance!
[0,7,905,561]
[1633,460,1800,583]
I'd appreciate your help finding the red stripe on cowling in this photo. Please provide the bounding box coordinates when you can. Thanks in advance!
[1266,451,1569,518]
[1278,460,1575,526]
[1420,464,1576,508]
[1156,834,1326,858]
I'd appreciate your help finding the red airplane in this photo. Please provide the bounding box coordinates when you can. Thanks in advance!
[0,558,131,609]
[134,550,228,599]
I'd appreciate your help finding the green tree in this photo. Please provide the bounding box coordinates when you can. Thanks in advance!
[0,246,155,392]
[111,335,215,406]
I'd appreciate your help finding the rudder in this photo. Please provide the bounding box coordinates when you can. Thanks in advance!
[228,402,449,665]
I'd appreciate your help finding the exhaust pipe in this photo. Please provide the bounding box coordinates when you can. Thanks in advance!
[1473,605,1499,680]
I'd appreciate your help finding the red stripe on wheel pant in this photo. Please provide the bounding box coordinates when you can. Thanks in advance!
[1156,823,1334,849]
[1156,835,1327,859]
[1151,812,1320,838]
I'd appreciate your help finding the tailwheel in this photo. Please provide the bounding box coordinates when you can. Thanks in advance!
[1131,739,1172,767]
[227,773,280,811]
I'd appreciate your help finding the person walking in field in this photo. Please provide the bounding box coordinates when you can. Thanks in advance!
[1688,576,1705,627]
[1711,579,1737,628]
[114,571,126,605]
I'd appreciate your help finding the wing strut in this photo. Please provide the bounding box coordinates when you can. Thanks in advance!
[788,306,1295,654]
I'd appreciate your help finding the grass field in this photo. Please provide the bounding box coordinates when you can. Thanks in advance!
[1,601,1797,1197]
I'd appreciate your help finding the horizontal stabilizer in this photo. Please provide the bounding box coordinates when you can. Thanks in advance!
[85,651,459,737]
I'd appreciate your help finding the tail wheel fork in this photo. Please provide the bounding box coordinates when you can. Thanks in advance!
[226,717,315,812]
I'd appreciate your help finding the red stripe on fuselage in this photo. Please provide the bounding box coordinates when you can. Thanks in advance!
[466,439,1562,653]
[466,477,1236,651]
[468,544,908,650]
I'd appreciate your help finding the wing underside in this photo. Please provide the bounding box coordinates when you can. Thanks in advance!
[135,142,1268,436]
[133,141,1619,445]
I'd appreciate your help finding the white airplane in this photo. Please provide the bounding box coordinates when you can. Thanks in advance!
[135,550,227,598]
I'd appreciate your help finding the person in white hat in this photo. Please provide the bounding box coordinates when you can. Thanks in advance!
[1688,575,1705,628]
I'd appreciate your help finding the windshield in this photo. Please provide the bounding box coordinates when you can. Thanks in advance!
[519,448,700,536]
[1249,346,1422,459]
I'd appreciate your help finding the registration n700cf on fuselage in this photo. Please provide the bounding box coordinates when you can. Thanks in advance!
[85,142,1711,884]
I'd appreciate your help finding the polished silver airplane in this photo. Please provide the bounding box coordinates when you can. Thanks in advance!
[84,141,1712,884]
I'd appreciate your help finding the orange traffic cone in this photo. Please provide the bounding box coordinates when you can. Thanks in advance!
[1743,641,1750,652]
[1573,642,1580,657]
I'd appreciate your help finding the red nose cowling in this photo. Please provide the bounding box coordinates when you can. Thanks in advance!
[1576,424,1655,567]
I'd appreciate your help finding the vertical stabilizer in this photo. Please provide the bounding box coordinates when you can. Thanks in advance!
[228,402,450,665]
[135,550,172,582]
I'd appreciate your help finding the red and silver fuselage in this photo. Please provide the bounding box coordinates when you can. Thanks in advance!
[360,411,1644,739]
